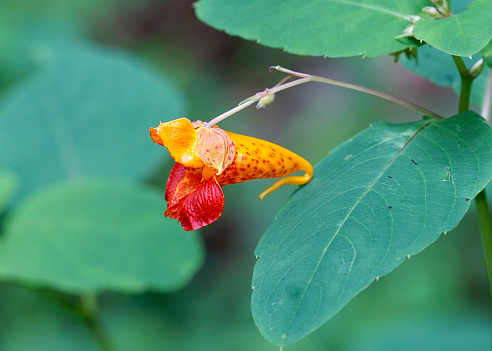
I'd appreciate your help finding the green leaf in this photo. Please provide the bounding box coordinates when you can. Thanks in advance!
[0,42,186,203]
[413,0,492,57]
[399,44,491,107]
[195,0,428,58]
[251,111,492,346]
[0,169,18,214]
[0,179,204,293]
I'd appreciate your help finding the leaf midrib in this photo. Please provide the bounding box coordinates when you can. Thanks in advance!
[319,0,413,20]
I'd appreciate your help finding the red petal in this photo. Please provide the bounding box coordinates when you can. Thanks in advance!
[178,179,224,231]
[165,163,186,201]
[164,163,224,231]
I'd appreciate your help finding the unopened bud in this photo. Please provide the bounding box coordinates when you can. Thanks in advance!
[422,6,439,16]
[396,24,415,39]
[256,92,275,109]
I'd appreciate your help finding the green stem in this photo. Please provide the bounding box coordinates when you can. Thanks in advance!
[476,190,492,298]
[30,288,116,351]
[452,56,472,113]
[453,56,492,298]
[80,294,117,351]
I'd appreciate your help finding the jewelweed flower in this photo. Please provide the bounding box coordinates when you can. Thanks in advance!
[150,118,313,231]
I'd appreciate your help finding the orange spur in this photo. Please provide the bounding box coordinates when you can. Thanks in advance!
[150,118,313,231]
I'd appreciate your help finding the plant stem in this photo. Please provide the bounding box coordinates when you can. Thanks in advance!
[80,294,117,351]
[482,70,492,122]
[453,56,492,298]
[452,56,472,113]
[476,190,492,298]
[206,65,443,127]
[31,287,116,351]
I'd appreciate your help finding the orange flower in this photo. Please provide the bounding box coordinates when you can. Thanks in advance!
[150,118,313,231]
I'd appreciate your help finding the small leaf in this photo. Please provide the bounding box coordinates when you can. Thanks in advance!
[0,179,204,293]
[195,0,429,58]
[251,111,492,345]
[413,0,492,56]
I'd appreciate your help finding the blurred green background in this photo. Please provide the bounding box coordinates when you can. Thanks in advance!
[0,0,490,350]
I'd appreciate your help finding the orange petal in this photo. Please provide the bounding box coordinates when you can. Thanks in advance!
[151,118,204,168]
[196,127,236,175]
[149,127,164,146]
[216,131,313,197]
[165,163,224,231]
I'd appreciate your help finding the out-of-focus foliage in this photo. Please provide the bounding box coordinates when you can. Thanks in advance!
[0,170,17,213]
[0,0,490,350]
[0,42,186,203]
[0,180,204,293]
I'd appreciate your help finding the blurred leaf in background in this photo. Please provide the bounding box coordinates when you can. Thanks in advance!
[0,180,204,293]
[0,0,490,350]
[0,169,18,213]
[0,42,186,203]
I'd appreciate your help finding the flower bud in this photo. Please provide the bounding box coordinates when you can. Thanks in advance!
[256,92,275,109]
[422,6,439,16]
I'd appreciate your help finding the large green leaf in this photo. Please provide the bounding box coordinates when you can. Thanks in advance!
[413,0,492,56]
[0,180,204,293]
[251,111,492,345]
[399,44,491,107]
[195,0,429,58]
[0,42,186,203]
[0,0,153,88]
